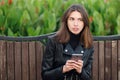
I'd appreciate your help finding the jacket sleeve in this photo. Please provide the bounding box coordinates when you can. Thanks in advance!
[79,47,94,80]
[41,38,64,80]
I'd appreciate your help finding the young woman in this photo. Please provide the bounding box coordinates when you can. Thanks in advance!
[41,4,94,80]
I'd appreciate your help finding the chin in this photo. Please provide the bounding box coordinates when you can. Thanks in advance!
[75,33,79,35]
[71,31,80,35]
[73,33,80,35]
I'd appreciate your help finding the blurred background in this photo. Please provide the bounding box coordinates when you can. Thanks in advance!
[0,0,120,36]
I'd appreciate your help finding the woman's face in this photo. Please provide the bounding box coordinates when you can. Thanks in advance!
[67,11,84,35]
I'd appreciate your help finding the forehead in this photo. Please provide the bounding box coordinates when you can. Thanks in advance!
[69,11,82,18]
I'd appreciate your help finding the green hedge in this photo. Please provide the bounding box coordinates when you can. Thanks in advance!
[0,0,120,36]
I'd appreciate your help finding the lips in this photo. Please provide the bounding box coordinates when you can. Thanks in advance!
[72,28,79,31]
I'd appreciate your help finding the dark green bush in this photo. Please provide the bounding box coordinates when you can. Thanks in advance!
[0,0,119,36]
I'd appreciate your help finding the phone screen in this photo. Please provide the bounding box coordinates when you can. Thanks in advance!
[71,54,83,61]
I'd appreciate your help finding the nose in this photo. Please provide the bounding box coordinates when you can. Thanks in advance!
[74,21,78,26]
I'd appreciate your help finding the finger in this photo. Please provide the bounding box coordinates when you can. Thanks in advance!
[72,64,83,73]
[72,62,83,70]
[73,63,81,69]
[78,60,83,64]
[66,62,76,67]
[67,60,76,63]
[64,65,74,72]
[73,60,83,66]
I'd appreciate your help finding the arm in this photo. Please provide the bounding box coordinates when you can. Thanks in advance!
[79,47,94,80]
[41,38,64,80]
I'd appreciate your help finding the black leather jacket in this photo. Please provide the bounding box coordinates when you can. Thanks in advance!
[41,37,94,80]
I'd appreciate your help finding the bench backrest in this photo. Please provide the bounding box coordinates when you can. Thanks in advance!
[0,34,120,80]
[93,40,120,80]
[0,41,44,80]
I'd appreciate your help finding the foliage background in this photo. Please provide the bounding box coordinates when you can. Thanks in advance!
[0,0,120,36]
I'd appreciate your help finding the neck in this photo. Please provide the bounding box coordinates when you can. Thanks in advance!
[69,32,81,50]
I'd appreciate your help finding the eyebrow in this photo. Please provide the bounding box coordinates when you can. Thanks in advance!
[68,17,83,20]
[69,16,82,19]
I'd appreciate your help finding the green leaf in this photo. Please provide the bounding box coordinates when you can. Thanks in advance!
[93,11,104,35]
[48,13,56,32]
[0,15,5,26]
[34,26,41,35]
[116,14,120,34]
[20,10,31,26]
[8,28,14,36]
[27,27,34,36]
[7,8,22,27]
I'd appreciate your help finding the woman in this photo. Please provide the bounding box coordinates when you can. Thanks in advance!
[41,4,94,80]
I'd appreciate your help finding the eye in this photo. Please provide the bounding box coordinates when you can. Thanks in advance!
[78,18,83,21]
[68,17,74,21]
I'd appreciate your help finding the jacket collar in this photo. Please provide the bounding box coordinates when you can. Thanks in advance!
[63,43,84,56]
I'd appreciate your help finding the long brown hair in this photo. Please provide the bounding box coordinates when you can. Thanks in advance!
[55,4,93,48]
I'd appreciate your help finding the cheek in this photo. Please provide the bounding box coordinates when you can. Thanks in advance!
[80,26,84,31]
[79,22,84,29]
[80,21,84,26]
[67,21,72,29]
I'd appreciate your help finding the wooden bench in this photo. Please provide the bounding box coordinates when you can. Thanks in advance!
[0,33,120,80]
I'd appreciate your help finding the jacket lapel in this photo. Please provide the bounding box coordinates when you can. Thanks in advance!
[63,43,74,55]
[63,43,84,56]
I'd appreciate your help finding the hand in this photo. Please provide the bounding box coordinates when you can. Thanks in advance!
[72,60,83,73]
[62,60,76,73]
[62,60,83,73]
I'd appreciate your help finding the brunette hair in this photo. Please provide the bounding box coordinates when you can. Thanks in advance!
[55,4,93,48]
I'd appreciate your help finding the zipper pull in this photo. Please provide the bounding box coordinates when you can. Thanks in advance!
[64,75,66,80]
[71,74,73,80]
[76,75,78,80]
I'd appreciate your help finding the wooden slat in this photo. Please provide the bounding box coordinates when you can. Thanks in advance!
[0,41,7,80]
[29,42,36,80]
[22,42,29,80]
[14,42,22,80]
[36,42,44,80]
[105,41,112,80]
[7,41,15,80]
[92,41,99,80]
[118,40,120,80]
[99,41,105,80]
[111,41,118,80]
[0,41,2,80]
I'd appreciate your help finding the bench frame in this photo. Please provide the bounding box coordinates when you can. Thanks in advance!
[0,33,120,80]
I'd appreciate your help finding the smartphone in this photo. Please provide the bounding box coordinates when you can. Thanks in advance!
[71,54,83,61]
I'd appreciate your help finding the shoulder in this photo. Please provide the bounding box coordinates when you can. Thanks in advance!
[46,34,59,46]
[47,34,56,43]
[84,46,94,55]
[82,43,94,52]
[89,46,94,51]
[87,46,94,56]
